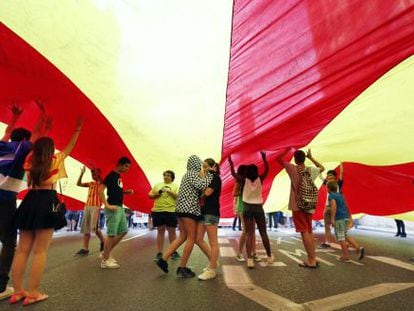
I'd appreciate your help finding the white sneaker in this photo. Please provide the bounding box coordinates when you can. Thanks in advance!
[236,254,245,262]
[267,255,274,265]
[203,261,220,272]
[0,286,13,300]
[247,258,255,269]
[198,268,217,280]
[100,259,120,269]
[99,253,117,264]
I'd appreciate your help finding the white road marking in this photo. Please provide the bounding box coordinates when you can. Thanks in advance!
[231,285,303,311]
[222,265,252,285]
[218,238,230,244]
[328,243,343,250]
[222,266,302,310]
[274,237,296,245]
[367,256,414,272]
[315,249,336,253]
[302,283,414,311]
[279,249,334,266]
[258,262,287,267]
[120,231,149,242]
[325,253,364,266]
[220,242,412,310]
[220,246,237,257]
[290,237,302,241]
[218,229,227,237]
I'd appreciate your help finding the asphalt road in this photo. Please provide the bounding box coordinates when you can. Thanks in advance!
[1,226,413,311]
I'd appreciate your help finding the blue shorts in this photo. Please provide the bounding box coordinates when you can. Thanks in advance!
[202,214,219,226]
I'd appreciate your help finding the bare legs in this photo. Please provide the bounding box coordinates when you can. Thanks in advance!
[238,214,256,257]
[156,225,177,254]
[245,213,271,258]
[156,226,166,253]
[301,232,316,266]
[12,229,54,296]
[162,219,186,260]
[205,225,219,269]
[103,233,127,260]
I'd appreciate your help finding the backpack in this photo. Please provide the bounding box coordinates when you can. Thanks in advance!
[297,166,318,212]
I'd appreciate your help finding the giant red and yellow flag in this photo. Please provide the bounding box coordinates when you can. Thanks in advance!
[1,1,414,220]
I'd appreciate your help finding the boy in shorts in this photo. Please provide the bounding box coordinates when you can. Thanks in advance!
[99,157,133,269]
[75,166,105,255]
[149,170,180,261]
[327,181,364,262]
[320,164,344,248]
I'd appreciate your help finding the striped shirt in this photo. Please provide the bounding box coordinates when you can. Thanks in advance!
[0,140,31,200]
[86,181,102,207]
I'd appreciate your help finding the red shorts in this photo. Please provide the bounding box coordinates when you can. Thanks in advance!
[292,211,313,233]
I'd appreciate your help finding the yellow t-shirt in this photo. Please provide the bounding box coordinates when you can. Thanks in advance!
[24,151,67,185]
[149,182,178,213]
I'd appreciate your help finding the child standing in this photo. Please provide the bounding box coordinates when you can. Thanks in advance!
[327,181,364,262]
[320,164,344,248]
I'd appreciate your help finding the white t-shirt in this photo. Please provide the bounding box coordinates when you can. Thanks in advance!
[242,178,263,204]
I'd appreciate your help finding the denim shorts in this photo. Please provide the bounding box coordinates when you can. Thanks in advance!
[203,214,220,226]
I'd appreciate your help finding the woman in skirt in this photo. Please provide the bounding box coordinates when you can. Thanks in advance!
[10,118,83,306]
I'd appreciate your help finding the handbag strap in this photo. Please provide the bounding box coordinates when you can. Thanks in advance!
[53,180,64,202]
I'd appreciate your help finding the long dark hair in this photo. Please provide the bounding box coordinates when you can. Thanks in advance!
[29,137,55,187]
[204,158,220,174]
[246,164,259,182]
[237,165,247,177]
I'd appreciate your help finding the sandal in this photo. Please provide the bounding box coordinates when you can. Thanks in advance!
[9,290,26,304]
[23,293,48,306]
[298,262,318,269]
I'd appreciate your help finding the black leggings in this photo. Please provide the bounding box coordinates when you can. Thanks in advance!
[243,203,271,257]
[0,199,17,292]
[395,219,406,235]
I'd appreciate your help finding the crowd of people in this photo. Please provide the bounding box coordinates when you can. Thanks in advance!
[2,102,411,306]
[0,103,135,304]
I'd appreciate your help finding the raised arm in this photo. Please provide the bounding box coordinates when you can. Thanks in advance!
[306,149,325,173]
[276,148,291,166]
[62,117,84,156]
[259,151,269,181]
[76,166,89,187]
[41,116,53,137]
[228,155,243,182]
[30,99,49,142]
[1,103,23,141]
[339,162,344,181]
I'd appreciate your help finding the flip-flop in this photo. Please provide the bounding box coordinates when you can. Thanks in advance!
[298,262,318,269]
[22,293,48,306]
[9,290,26,304]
